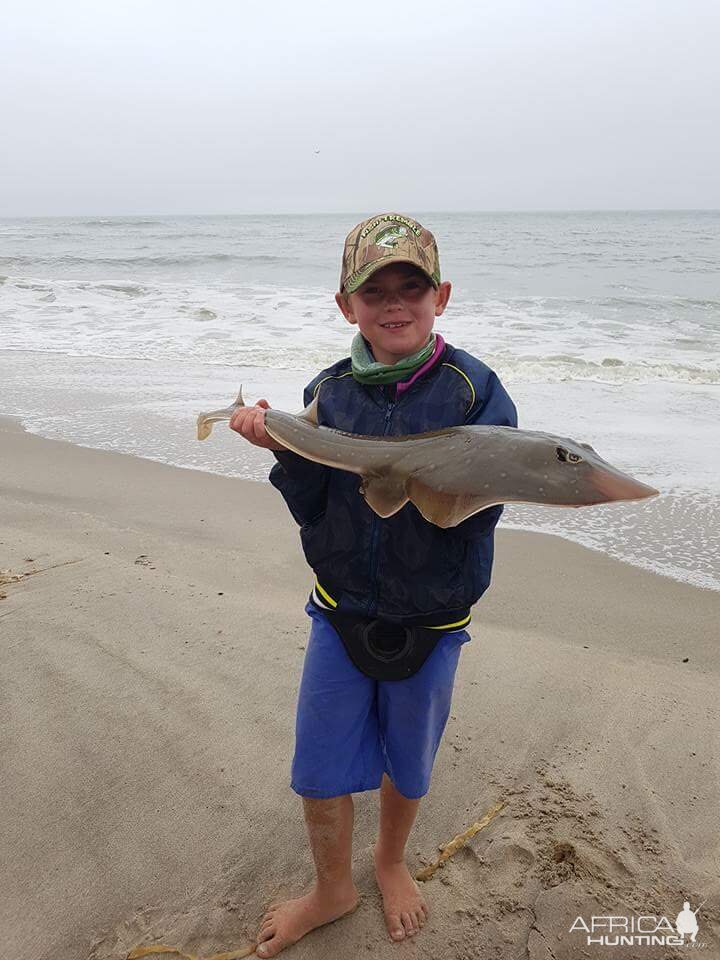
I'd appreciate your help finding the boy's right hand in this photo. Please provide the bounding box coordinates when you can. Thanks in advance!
[229,399,286,451]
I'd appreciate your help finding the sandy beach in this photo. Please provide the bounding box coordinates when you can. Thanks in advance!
[1,413,718,960]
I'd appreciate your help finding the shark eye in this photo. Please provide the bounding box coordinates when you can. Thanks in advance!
[556,447,584,464]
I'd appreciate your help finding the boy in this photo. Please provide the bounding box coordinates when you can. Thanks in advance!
[230,213,517,957]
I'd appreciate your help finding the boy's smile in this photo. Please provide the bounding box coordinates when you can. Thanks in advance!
[336,263,452,365]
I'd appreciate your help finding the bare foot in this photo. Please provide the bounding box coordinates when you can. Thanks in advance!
[373,845,429,941]
[255,883,359,957]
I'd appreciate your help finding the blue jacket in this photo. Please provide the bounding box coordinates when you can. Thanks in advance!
[269,340,518,623]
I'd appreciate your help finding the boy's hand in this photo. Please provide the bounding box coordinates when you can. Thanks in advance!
[229,399,286,451]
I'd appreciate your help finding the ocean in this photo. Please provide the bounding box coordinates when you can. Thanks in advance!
[1,211,718,591]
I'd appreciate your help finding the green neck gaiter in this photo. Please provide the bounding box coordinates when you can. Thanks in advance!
[350,332,436,385]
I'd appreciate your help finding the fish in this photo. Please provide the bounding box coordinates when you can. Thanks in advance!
[196,387,659,528]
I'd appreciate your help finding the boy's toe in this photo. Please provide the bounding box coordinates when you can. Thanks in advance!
[388,913,405,940]
[256,937,281,958]
[401,912,415,935]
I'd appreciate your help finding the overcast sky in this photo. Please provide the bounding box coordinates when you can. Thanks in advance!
[2,0,719,216]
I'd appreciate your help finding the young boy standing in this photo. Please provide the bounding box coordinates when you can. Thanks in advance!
[230,213,517,957]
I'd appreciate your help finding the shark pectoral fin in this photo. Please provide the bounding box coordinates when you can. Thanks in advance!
[361,475,409,518]
[406,478,491,528]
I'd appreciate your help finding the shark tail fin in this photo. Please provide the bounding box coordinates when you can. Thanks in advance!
[196,385,245,441]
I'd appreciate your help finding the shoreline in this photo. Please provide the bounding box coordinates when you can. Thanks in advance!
[4,396,719,595]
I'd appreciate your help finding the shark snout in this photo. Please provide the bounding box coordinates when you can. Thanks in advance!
[591,465,659,504]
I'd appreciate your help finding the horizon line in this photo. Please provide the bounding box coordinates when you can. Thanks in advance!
[1,207,719,220]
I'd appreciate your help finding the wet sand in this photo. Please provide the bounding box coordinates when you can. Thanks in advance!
[1,414,718,959]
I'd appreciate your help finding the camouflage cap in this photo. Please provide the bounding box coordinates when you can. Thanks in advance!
[339,212,441,294]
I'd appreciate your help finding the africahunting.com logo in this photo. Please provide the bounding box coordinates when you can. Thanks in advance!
[570,900,707,948]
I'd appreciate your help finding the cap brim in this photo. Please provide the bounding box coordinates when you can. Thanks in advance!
[343,257,439,294]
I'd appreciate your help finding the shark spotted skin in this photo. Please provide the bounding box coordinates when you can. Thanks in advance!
[196,387,659,528]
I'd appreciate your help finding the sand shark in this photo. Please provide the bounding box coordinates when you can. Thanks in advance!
[197,388,659,528]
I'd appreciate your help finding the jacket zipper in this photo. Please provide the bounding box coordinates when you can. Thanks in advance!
[366,397,395,616]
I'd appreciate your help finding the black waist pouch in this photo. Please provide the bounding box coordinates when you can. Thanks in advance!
[317,604,468,682]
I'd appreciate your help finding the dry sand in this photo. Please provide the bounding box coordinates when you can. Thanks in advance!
[1,414,719,960]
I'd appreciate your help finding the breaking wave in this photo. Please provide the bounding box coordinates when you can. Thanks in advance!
[0,253,294,268]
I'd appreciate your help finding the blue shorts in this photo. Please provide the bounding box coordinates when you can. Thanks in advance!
[291,602,471,800]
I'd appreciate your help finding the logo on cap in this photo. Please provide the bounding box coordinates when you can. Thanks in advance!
[359,214,422,240]
[375,225,409,248]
